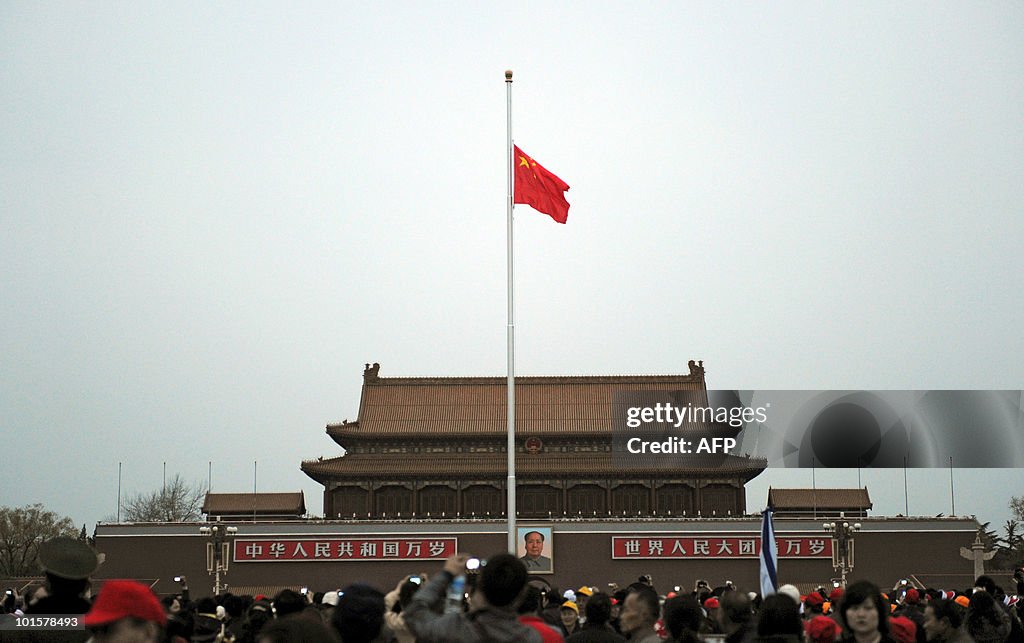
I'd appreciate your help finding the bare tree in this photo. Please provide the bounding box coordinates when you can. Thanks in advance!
[1012,495,1024,522]
[121,474,205,522]
[0,504,77,577]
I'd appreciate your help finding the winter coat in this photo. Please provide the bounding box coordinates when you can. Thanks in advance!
[403,572,542,643]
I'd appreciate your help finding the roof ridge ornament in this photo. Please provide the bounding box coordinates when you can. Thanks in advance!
[364,362,381,383]
[688,360,705,378]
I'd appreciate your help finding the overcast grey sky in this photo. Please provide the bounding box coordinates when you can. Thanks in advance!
[2,3,1022,534]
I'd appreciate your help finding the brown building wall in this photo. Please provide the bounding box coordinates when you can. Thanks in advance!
[94,517,987,599]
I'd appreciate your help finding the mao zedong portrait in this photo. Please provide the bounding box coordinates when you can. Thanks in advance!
[519,529,552,572]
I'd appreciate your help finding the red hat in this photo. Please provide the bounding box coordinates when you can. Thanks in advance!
[806,615,841,643]
[84,580,167,628]
[904,589,920,604]
[829,588,844,602]
[805,592,824,607]
[703,597,720,609]
[889,616,917,643]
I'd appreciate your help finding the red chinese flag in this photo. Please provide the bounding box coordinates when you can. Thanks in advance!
[513,145,570,224]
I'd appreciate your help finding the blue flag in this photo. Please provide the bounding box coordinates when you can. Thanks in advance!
[760,507,778,597]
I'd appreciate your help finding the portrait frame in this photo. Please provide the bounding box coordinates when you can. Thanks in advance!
[516,525,554,574]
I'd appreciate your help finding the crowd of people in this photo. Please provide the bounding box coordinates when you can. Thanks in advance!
[2,536,1024,643]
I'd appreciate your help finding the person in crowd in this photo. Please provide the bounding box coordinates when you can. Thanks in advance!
[560,601,582,637]
[383,576,420,643]
[83,579,167,643]
[704,597,724,635]
[889,616,919,643]
[575,587,593,622]
[163,616,191,643]
[777,585,801,607]
[893,589,926,643]
[837,581,897,643]
[807,616,842,643]
[756,593,804,643]
[662,594,703,643]
[236,598,273,643]
[331,583,393,643]
[694,580,712,607]
[717,590,756,643]
[966,590,1011,643]
[21,581,47,613]
[618,585,661,643]
[162,595,181,616]
[535,583,562,630]
[609,590,628,635]
[2,588,17,614]
[222,594,248,641]
[922,598,970,643]
[191,597,224,643]
[258,615,339,643]
[805,593,827,620]
[273,589,307,620]
[518,585,565,642]
[321,591,340,625]
[27,536,99,616]
[403,552,542,642]
[566,592,624,642]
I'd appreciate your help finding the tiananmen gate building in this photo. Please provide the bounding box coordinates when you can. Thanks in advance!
[92,362,991,597]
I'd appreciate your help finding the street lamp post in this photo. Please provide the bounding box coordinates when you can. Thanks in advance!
[823,512,861,589]
[199,523,237,596]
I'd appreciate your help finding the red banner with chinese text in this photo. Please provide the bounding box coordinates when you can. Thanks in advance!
[233,538,457,562]
[611,536,832,559]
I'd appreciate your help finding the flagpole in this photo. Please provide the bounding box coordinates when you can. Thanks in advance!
[505,69,517,554]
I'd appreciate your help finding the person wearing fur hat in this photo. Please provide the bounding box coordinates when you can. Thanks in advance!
[807,615,842,643]
[27,536,100,617]
[84,580,167,643]
[888,616,918,643]
[805,592,827,620]
[893,589,926,643]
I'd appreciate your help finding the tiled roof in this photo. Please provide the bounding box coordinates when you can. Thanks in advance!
[767,488,872,510]
[202,492,306,516]
[301,452,766,482]
[328,369,709,438]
